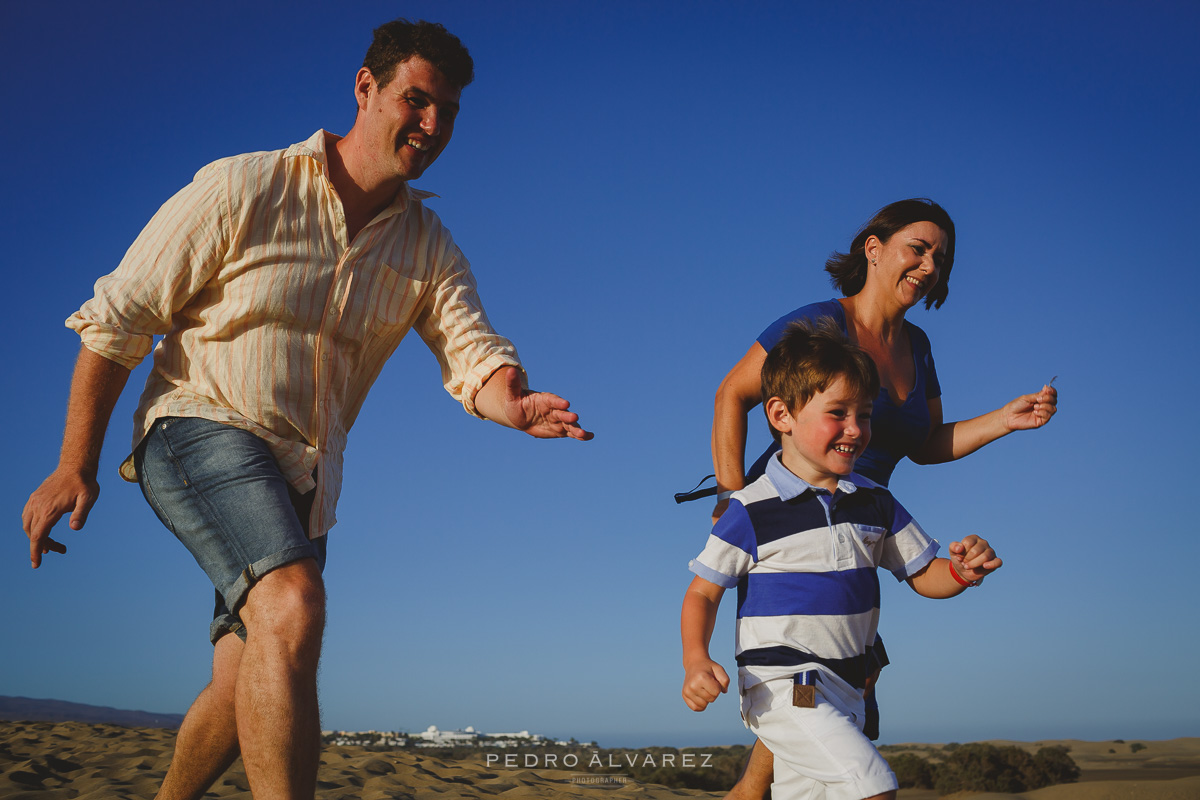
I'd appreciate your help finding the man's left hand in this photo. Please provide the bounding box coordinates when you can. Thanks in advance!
[483,367,593,440]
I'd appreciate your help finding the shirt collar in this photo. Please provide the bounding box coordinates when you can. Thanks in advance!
[283,130,439,217]
[764,451,875,500]
[283,129,332,164]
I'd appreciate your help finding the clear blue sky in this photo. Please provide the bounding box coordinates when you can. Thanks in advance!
[4,1,1198,748]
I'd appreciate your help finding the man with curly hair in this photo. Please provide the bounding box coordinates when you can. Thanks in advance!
[23,19,590,800]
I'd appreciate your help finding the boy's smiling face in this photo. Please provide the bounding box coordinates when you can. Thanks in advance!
[766,376,873,492]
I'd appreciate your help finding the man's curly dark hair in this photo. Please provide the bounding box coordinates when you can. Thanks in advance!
[363,18,474,91]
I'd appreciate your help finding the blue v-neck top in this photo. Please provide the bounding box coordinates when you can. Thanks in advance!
[750,299,941,488]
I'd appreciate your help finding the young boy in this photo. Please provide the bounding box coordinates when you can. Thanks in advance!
[681,320,1002,800]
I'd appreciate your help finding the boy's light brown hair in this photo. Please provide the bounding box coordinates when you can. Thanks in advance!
[761,318,881,443]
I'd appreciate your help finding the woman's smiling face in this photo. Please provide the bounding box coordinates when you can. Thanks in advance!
[866,221,949,309]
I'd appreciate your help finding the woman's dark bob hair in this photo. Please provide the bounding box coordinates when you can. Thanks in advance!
[825,198,956,309]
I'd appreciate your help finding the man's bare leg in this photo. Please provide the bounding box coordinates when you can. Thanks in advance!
[725,739,773,800]
[155,633,243,800]
[235,559,325,800]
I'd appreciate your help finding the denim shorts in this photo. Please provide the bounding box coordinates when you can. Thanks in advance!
[135,416,326,644]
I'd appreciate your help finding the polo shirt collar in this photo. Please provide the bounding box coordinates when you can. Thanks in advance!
[764,451,872,500]
[284,130,439,219]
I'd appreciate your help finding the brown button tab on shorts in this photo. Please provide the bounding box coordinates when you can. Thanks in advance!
[793,670,818,708]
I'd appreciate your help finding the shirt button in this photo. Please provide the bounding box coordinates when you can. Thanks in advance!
[838,535,845,543]
[321,353,329,361]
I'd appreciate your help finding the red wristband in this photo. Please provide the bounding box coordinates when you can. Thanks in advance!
[948,560,977,587]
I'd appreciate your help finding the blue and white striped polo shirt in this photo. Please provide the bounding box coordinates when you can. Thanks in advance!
[689,453,938,694]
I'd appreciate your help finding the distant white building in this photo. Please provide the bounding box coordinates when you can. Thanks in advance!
[415,725,483,746]
[483,730,549,747]
[324,725,569,749]
[489,730,541,740]
[322,729,408,747]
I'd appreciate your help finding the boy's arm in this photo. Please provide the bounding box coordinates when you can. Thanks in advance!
[907,535,1003,599]
[681,575,729,712]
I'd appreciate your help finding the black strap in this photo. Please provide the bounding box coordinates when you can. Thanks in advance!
[674,474,718,504]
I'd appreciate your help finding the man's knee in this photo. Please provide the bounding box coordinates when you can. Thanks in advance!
[210,632,244,690]
[239,559,325,646]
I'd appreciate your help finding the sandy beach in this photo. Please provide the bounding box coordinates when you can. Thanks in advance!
[3,721,1198,799]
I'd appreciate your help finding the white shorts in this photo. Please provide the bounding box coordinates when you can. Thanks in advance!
[741,676,897,800]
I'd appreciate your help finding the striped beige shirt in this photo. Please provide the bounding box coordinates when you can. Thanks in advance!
[67,130,521,538]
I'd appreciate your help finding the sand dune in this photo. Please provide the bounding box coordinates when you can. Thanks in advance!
[1,721,713,800]
[3,720,1197,799]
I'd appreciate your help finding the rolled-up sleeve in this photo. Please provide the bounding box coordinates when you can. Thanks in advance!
[880,498,939,581]
[689,499,756,588]
[415,243,521,418]
[66,163,230,369]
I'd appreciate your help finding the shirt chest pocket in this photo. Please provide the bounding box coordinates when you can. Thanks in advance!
[369,264,427,332]
[336,264,428,344]
[833,523,887,567]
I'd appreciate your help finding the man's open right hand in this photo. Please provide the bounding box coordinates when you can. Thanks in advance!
[22,469,100,568]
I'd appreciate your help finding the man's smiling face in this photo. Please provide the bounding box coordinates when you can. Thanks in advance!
[355,56,461,183]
